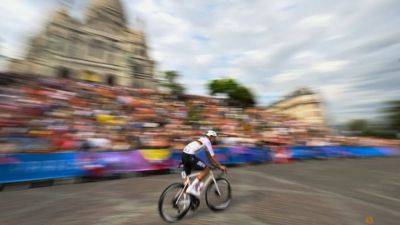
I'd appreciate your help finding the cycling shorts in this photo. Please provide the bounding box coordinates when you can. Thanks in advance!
[182,152,207,175]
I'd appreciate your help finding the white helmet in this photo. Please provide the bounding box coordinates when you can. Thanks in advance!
[206,130,217,137]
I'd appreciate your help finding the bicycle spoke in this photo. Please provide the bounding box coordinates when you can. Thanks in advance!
[159,183,191,222]
[205,178,231,211]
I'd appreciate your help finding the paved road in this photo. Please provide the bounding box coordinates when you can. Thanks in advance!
[1,157,400,225]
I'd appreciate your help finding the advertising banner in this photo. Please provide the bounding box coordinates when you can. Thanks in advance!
[79,149,174,176]
[0,152,84,184]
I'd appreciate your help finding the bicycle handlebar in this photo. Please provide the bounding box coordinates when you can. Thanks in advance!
[209,165,228,176]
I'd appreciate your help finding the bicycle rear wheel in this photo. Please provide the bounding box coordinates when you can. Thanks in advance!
[205,177,231,211]
[158,183,191,222]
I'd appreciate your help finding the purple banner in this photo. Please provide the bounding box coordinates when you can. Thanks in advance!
[79,149,174,176]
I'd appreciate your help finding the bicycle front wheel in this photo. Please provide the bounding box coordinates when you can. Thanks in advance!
[158,183,191,222]
[205,177,231,211]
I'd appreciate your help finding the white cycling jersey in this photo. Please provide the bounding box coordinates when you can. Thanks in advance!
[183,136,214,156]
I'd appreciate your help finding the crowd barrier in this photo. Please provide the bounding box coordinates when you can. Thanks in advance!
[0,152,84,184]
[289,146,399,159]
[1,146,399,185]
[79,149,174,177]
[170,147,272,167]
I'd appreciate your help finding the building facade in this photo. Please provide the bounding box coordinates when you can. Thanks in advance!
[8,0,156,88]
[265,88,327,127]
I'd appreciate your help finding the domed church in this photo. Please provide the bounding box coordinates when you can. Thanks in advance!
[8,0,157,88]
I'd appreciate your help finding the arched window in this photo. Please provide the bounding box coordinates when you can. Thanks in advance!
[131,64,144,75]
[107,74,116,86]
[57,67,71,79]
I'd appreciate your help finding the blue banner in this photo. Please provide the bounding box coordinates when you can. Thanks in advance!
[289,146,399,159]
[1,146,398,184]
[0,152,85,184]
[191,146,272,165]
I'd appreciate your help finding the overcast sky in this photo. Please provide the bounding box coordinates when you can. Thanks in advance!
[0,0,399,124]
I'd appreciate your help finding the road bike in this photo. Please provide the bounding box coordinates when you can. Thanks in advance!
[158,166,231,222]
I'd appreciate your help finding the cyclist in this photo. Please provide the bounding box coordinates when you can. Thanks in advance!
[182,130,227,197]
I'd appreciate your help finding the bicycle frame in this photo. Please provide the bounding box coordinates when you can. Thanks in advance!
[174,169,221,206]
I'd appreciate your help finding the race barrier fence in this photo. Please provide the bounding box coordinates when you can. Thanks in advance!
[0,152,84,184]
[1,146,399,185]
[289,146,399,159]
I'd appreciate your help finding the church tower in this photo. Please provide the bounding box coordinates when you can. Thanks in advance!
[86,0,127,33]
[7,0,157,89]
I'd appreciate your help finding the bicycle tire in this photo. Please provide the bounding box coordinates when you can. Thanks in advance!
[158,183,191,222]
[205,177,231,211]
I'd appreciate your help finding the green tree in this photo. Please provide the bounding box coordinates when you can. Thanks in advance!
[163,71,185,98]
[186,104,203,125]
[208,78,256,107]
[344,118,397,139]
[383,100,400,131]
[347,119,369,132]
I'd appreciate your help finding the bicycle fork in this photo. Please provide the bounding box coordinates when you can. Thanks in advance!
[204,171,221,196]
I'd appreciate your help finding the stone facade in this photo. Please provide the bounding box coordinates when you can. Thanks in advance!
[8,0,156,88]
[266,88,327,127]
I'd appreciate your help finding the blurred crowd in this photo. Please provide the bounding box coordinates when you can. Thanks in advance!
[0,73,398,154]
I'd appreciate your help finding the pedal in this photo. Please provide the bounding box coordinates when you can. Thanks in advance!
[190,195,200,211]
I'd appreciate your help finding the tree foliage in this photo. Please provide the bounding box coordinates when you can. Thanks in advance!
[208,78,256,107]
[186,104,203,126]
[383,100,400,131]
[162,71,185,98]
[343,100,400,138]
[347,119,369,132]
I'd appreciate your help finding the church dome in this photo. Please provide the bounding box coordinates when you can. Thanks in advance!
[91,0,124,13]
[51,8,71,22]
[87,0,127,25]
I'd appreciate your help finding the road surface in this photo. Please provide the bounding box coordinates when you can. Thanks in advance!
[1,157,400,225]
